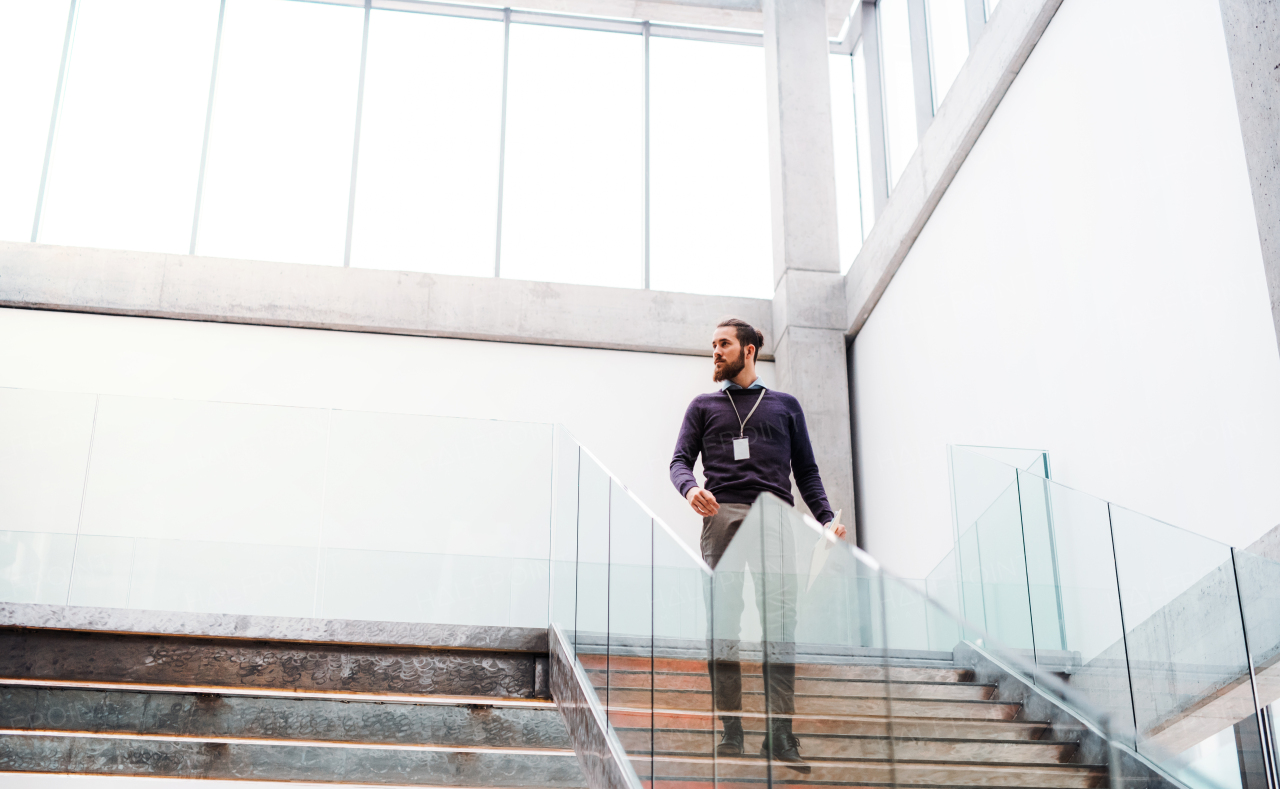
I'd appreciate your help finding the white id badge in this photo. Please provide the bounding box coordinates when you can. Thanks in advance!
[733,437,750,460]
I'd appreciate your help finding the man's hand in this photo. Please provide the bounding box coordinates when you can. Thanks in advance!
[827,520,848,539]
[686,487,720,517]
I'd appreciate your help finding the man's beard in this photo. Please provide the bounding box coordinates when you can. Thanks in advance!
[713,352,745,382]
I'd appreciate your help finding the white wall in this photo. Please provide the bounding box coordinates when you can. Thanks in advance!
[853,0,1280,580]
[0,307,771,553]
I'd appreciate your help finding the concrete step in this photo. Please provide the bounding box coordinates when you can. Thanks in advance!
[642,754,1106,788]
[615,727,1079,764]
[0,626,548,701]
[0,683,572,750]
[600,687,1021,719]
[0,732,587,786]
[578,654,970,684]
[589,668,995,700]
[605,709,1050,740]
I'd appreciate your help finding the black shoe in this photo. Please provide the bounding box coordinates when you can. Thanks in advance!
[716,717,744,756]
[761,724,810,773]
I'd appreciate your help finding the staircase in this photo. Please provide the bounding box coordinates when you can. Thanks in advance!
[0,613,589,787]
[582,652,1109,789]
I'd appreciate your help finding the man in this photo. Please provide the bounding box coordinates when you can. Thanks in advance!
[669,318,846,772]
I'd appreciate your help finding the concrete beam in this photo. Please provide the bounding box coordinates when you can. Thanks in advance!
[0,242,773,359]
[762,0,854,523]
[1216,0,1280,358]
[485,0,857,36]
[843,0,1064,336]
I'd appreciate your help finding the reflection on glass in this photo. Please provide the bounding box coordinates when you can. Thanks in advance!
[852,41,877,242]
[196,0,362,266]
[649,37,770,299]
[1235,549,1280,713]
[0,530,76,605]
[607,482,653,782]
[926,0,969,112]
[501,24,643,288]
[879,0,918,189]
[550,428,582,647]
[1111,505,1262,789]
[830,54,863,271]
[39,0,218,254]
[349,11,503,276]
[0,388,98,534]
[0,0,71,241]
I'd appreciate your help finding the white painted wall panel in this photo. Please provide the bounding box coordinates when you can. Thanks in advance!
[853,0,1280,579]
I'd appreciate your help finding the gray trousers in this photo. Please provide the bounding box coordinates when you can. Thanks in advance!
[702,502,797,718]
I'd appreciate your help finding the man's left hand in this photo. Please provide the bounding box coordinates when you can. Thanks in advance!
[826,520,847,539]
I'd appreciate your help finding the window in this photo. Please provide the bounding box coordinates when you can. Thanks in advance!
[499,24,644,288]
[195,0,364,266]
[926,0,970,112]
[348,11,504,276]
[879,0,918,189]
[649,37,770,298]
[0,1,72,242]
[39,0,218,254]
[830,54,863,271]
[852,41,877,241]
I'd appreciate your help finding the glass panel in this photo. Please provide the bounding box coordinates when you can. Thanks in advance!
[0,530,76,605]
[649,37,771,299]
[0,388,97,534]
[196,0,363,266]
[79,396,330,545]
[320,549,548,627]
[576,452,611,657]
[852,41,877,241]
[925,0,969,113]
[971,481,1034,652]
[0,0,71,241]
[1111,505,1262,789]
[725,496,891,785]
[38,0,218,253]
[1017,470,1136,745]
[879,0,918,189]
[608,482,653,782]
[550,428,582,645]
[349,10,503,276]
[830,54,863,272]
[651,520,712,789]
[501,24,643,289]
[1236,548,1280,712]
[319,410,553,558]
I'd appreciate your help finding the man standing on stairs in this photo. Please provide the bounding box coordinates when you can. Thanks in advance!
[669,317,847,774]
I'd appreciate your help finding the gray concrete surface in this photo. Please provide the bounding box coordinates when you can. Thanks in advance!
[0,601,548,652]
[762,0,855,524]
[1216,0,1280,359]
[843,0,1065,336]
[0,242,772,358]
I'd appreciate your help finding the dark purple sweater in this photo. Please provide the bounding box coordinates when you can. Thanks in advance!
[669,388,835,525]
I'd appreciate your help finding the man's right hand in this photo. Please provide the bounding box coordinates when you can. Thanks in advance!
[686,487,720,517]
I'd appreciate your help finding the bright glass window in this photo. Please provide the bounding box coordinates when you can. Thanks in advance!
[349,11,504,277]
[39,0,218,254]
[986,0,1001,17]
[649,37,770,299]
[852,41,877,241]
[0,0,72,242]
[499,24,644,289]
[195,0,363,266]
[879,0,918,189]
[830,54,862,272]
[927,0,970,113]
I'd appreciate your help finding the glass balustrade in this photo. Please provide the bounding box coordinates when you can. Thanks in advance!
[926,444,1280,789]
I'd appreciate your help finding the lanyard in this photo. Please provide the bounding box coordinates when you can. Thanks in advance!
[725,388,767,438]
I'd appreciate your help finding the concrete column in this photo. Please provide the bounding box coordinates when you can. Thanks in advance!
[1216,0,1280,356]
[762,0,855,524]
